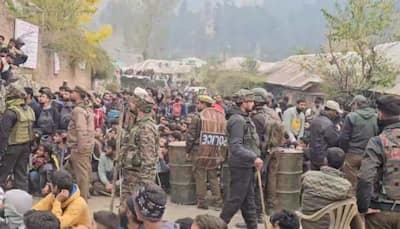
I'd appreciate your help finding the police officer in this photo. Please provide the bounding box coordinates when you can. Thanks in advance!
[186,95,224,210]
[120,92,158,203]
[0,83,35,191]
[220,89,263,229]
[67,86,95,201]
[357,95,400,228]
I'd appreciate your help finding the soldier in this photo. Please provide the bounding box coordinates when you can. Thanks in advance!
[67,86,95,201]
[0,83,35,191]
[357,95,400,228]
[251,88,286,217]
[120,92,158,203]
[220,89,263,229]
[186,95,225,210]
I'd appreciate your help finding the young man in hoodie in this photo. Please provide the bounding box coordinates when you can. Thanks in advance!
[339,95,378,191]
[33,170,90,229]
[0,189,33,229]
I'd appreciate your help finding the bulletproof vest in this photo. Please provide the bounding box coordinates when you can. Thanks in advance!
[59,102,73,130]
[8,105,35,145]
[243,115,260,156]
[197,108,226,169]
[37,108,56,135]
[379,129,400,200]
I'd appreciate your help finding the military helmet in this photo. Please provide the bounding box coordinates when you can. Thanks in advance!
[233,89,255,104]
[251,87,268,104]
[6,82,26,99]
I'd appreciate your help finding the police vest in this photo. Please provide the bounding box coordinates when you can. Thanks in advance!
[8,105,35,145]
[380,129,400,201]
[196,108,226,169]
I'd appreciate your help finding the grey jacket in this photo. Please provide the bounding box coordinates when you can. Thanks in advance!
[339,107,378,154]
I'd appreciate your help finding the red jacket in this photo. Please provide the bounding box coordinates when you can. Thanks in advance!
[212,103,225,114]
[93,108,104,129]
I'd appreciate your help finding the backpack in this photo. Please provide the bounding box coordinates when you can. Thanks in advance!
[172,103,182,117]
[263,109,285,152]
[59,104,73,130]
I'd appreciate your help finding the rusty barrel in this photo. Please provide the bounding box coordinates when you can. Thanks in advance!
[168,141,196,205]
[276,148,303,211]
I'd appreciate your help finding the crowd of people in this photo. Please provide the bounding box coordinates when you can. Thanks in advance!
[0,33,399,229]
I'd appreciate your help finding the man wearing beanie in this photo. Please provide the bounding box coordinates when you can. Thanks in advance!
[0,189,33,229]
[132,183,178,229]
[357,95,400,228]
[339,95,378,192]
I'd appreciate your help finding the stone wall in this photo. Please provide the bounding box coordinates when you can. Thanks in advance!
[0,2,92,91]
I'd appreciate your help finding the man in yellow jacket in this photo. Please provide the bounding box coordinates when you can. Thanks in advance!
[33,170,90,229]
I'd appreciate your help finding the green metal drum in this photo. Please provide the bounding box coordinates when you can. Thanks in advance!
[276,148,303,211]
[168,141,196,205]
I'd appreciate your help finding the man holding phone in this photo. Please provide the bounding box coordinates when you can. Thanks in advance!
[33,170,90,229]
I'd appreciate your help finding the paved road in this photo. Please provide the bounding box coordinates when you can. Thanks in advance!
[88,196,270,229]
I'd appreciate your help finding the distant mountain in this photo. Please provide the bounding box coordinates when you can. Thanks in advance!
[97,0,347,62]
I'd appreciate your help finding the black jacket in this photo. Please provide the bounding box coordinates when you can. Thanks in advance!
[227,106,259,168]
[309,111,339,166]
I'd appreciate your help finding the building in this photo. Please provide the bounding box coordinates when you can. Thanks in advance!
[264,54,323,103]
[0,2,92,91]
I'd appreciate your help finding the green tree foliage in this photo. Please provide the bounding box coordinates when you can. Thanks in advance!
[241,57,259,74]
[200,68,264,96]
[320,0,399,102]
[7,0,114,79]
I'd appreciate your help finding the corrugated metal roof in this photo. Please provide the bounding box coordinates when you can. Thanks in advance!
[264,54,322,89]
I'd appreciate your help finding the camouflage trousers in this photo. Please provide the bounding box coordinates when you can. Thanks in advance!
[120,169,156,204]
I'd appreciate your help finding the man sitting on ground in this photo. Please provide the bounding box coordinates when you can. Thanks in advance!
[300,147,352,228]
[191,215,227,229]
[32,170,90,229]
[270,210,300,229]
[133,183,178,229]
[24,210,60,229]
[91,211,119,229]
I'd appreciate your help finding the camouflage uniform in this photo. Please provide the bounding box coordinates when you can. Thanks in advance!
[67,86,95,201]
[120,96,158,203]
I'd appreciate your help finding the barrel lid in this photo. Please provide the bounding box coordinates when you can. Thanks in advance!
[168,141,186,147]
[282,148,303,154]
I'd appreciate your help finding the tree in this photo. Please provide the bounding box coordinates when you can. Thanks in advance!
[241,57,259,73]
[7,0,113,78]
[320,0,399,103]
[102,0,179,60]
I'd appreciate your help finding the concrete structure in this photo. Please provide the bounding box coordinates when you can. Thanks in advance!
[0,2,92,91]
